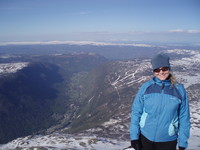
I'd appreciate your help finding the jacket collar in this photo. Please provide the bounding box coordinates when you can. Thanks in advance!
[152,76,171,86]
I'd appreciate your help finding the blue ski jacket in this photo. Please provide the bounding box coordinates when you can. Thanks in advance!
[130,77,190,148]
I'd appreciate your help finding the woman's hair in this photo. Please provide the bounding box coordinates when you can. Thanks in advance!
[169,73,177,87]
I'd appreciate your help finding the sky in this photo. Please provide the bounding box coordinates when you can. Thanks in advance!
[0,0,200,44]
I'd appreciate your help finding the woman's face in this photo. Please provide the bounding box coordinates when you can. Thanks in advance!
[154,67,170,80]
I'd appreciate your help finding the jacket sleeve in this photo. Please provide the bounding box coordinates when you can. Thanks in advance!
[177,84,190,148]
[130,85,145,140]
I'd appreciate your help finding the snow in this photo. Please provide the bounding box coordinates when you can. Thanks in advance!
[175,73,200,88]
[102,118,119,127]
[0,62,29,75]
[1,127,199,150]
[189,128,200,150]
[189,101,200,150]
[1,100,199,150]
[108,61,152,89]
[166,49,200,67]
[0,41,155,47]
[0,134,130,150]
[124,148,135,150]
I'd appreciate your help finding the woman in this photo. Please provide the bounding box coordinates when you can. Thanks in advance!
[130,54,190,150]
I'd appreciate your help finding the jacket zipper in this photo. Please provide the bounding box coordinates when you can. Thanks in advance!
[154,82,165,141]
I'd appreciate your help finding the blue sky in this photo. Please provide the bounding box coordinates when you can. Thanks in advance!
[0,0,200,44]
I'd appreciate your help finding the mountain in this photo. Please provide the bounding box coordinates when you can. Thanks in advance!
[2,42,197,60]
[63,59,152,135]
[0,48,200,150]
[1,41,199,59]
[0,53,106,144]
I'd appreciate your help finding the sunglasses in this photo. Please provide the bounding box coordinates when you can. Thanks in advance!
[153,67,169,73]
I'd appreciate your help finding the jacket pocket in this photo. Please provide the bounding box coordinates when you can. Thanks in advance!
[140,111,148,128]
[168,118,179,136]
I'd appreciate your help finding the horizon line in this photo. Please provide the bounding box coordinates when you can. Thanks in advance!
[0,41,157,47]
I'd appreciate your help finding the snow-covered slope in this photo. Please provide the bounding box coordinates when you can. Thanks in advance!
[0,62,29,75]
[189,100,200,150]
[0,133,130,150]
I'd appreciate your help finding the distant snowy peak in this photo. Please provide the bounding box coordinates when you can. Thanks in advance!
[0,41,155,47]
[165,49,199,55]
[165,49,200,65]
[0,62,29,75]
[161,49,200,88]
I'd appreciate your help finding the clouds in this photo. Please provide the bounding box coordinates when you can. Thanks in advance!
[0,29,199,44]
[169,29,200,34]
[79,11,90,15]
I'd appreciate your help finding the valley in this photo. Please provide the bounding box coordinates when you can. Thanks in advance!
[0,44,199,150]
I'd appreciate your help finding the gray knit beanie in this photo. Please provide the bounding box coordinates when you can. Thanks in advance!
[151,54,170,70]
